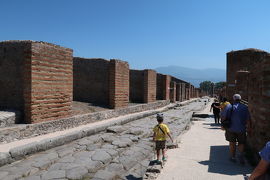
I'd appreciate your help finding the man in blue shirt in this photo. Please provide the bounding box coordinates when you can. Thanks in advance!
[249,141,270,180]
[222,94,250,164]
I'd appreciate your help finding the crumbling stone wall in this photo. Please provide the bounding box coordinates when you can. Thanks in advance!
[226,49,269,102]
[0,41,73,123]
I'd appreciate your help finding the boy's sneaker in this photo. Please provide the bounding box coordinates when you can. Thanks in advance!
[229,157,236,163]
[162,157,167,161]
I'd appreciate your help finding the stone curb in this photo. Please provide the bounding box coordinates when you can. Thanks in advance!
[0,99,198,167]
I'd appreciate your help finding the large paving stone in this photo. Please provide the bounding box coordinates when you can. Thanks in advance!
[107,126,125,133]
[106,163,124,172]
[22,176,41,180]
[118,156,138,170]
[57,147,75,158]
[105,149,118,157]
[48,162,80,171]
[91,151,112,164]
[128,128,144,135]
[72,151,94,160]
[0,171,9,179]
[41,170,66,180]
[86,143,102,151]
[66,166,88,180]
[75,159,103,173]
[112,138,133,148]
[101,134,118,143]
[93,170,117,180]
[57,155,75,163]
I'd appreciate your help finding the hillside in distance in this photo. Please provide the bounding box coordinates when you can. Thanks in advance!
[155,65,226,87]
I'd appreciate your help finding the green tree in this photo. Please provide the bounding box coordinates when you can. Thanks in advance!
[214,81,226,90]
[199,81,214,93]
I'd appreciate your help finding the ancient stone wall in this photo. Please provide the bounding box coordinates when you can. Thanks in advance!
[109,59,129,108]
[185,83,191,100]
[226,49,269,102]
[0,41,29,111]
[143,70,157,103]
[181,83,186,101]
[235,71,249,102]
[156,74,171,100]
[247,57,270,154]
[176,83,181,101]
[130,70,144,103]
[0,41,73,123]
[170,81,176,102]
[73,58,110,105]
[130,69,157,103]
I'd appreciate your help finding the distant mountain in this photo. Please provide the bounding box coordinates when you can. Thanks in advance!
[155,66,226,87]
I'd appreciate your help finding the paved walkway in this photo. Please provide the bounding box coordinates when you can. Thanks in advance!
[157,101,253,180]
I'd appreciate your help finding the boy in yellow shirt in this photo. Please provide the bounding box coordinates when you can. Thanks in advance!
[153,113,173,162]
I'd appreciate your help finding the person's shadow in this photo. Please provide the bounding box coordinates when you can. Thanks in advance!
[198,145,253,178]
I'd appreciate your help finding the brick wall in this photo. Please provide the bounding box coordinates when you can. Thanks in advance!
[185,83,191,100]
[176,83,181,101]
[247,57,270,154]
[0,41,29,111]
[73,58,109,105]
[156,74,170,100]
[130,70,144,103]
[143,70,157,103]
[164,75,171,100]
[181,83,186,101]
[235,71,249,102]
[130,69,157,103]
[109,59,129,108]
[0,41,73,124]
[170,81,176,102]
[226,49,269,102]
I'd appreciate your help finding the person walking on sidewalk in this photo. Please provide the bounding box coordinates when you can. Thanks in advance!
[222,94,250,164]
[153,113,173,162]
[210,99,221,124]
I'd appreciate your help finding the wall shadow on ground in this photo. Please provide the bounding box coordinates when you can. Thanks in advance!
[198,145,252,177]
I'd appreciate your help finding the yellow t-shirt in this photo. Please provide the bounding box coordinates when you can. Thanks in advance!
[220,101,230,110]
[153,123,170,141]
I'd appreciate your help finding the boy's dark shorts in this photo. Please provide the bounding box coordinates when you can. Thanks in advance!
[225,130,246,144]
[155,141,166,150]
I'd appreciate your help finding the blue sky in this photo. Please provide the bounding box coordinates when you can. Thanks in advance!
[1,0,270,70]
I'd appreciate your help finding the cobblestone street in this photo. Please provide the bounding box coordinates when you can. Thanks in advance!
[0,100,206,180]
